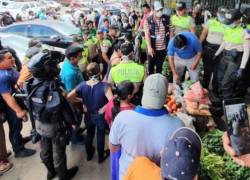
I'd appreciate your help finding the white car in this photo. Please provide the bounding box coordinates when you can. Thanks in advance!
[0,1,41,20]
[39,0,61,10]
[0,33,65,63]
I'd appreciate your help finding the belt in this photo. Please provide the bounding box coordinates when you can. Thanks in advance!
[223,50,242,58]
[205,41,220,50]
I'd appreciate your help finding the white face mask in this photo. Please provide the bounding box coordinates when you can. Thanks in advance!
[155,11,163,18]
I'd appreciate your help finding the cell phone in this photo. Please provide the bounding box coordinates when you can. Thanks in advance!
[223,98,250,156]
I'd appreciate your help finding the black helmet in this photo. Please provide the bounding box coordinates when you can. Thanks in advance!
[28,50,65,79]
[224,9,242,25]
[242,8,250,25]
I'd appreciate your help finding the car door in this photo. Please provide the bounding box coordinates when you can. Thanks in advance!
[4,25,28,36]
[29,25,69,48]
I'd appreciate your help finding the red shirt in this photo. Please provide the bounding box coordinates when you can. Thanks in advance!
[104,97,135,126]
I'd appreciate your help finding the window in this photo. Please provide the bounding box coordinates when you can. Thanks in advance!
[6,25,27,35]
[30,25,58,38]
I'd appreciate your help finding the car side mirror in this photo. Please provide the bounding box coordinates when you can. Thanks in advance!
[50,35,61,42]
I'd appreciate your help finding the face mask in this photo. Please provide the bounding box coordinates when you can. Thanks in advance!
[155,11,163,18]
[217,16,225,23]
[228,23,236,28]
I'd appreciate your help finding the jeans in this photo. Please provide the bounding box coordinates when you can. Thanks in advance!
[0,122,7,162]
[174,55,200,82]
[2,104,24,153]
[85,113,107,159]
[147,50,166,74]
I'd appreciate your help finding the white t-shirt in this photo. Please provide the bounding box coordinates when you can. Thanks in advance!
[109,106,184,179]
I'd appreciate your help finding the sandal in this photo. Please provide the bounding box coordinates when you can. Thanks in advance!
[0,162,13,175]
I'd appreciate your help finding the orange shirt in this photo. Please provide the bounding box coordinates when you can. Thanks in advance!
[124,157,161,180]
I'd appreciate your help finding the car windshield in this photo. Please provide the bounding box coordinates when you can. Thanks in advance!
[1,35,28,49]
[51,23,80,36]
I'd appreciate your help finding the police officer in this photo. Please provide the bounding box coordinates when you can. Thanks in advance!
[170,1,196,38]
[99,25,119,78]
[200,6,227,90]
[108,42,145,94]
[214,9,246,100]
[26,51,78,180]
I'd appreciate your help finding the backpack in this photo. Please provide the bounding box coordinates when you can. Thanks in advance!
[24,78,77,125]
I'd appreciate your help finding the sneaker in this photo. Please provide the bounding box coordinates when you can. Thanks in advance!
[0,162,13,176]
[15,148,36,158]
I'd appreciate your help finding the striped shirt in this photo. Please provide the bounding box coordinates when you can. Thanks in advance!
[144,17,166,51]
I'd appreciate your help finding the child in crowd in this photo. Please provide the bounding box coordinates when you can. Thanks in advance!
[105,80,135,127]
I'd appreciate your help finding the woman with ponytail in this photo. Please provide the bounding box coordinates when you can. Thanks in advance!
[105,80,135,127]
[67,62,113,164]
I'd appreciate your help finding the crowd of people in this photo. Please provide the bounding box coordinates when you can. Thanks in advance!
[0,1,250,180]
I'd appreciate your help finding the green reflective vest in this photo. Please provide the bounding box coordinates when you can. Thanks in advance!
[171,15,192,30]
[111,61,144,84]
[140,37,147,52]
[224,26,244,44]
[207,19,225,33]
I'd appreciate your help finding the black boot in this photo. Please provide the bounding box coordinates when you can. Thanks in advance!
[42,160,56,180]
[98,149,110,164]
[64,167,78,180]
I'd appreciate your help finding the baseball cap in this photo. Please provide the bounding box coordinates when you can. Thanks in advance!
[65,45,83,58]
[141,74,168,109]
[154,1,163,11]
[109,24,119,30]
[176,1,186,11]
[28,38,42,48]
[161,127,202,180]
[120,42,134,56]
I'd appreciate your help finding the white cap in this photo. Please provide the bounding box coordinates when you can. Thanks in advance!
[154,1,163,11]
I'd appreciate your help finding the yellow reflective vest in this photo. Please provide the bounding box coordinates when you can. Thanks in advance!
[224,26,244,44]
[171,15,192,30]
[111,61,144,84]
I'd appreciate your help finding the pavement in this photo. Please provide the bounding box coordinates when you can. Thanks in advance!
[2,122,110,180]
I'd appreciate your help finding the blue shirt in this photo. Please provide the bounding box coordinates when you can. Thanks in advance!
[0,68,19,94]
[167,32,202,59]
[75,81,108,114]
[60,59,84,92]
[109,106,184,179]
[100,26,109,33]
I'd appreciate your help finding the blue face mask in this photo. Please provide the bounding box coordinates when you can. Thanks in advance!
[218,16,225,23]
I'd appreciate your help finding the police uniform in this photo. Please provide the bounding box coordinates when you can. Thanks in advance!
[215,10,245,100]
[202,18,225,90]
[170,14,195,35]
[99,36,112,76]
[26,51,78,180]
[109,59,145,85]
